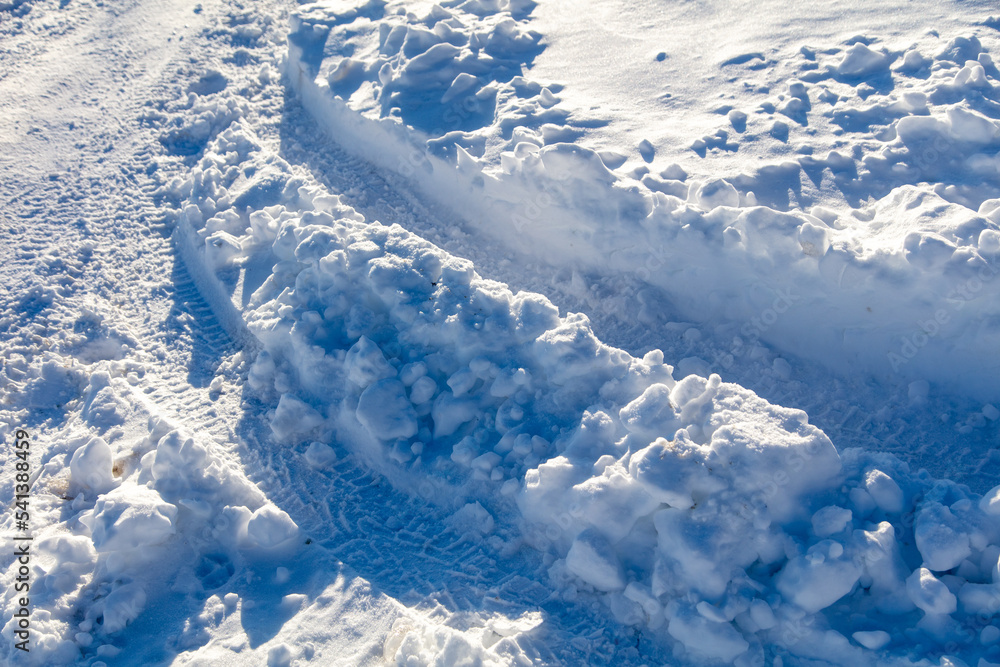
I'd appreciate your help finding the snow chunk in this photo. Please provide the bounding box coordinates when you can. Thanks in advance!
[776,540,861,613]
[565,528,626,592]
[357,378,419,441]
[304,441,337,468]
[692,178,739,210]
[915,502,971,572]
[749,599,776,630]
[431,391,478,438]
[618,383,680,441]
[568,465,660,543]
[70,436,116,494]
[906,567,957,615]
[812,506,853,537]
[271,394,325,442]
[449,502,495,536]
[345,336,395,388]
[629,436,718,509]
[855,521,913,614]
[667,603,748,662]
[864,469,904,514]
[837,43,890,78]
[204,230,242,269]
[408,375,437,405]
[245,505,300,550]
[957,583,1000,616]
[87,486,177,554]
[267,643,293,667]
[936,35,983,64]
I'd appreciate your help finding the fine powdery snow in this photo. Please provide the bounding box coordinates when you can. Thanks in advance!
[3,0,1000,666]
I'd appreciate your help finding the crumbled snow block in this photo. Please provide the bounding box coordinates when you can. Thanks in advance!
[705,401,842,523]
[618,383,680,441]
[812,505,853,537]
[624,581,663,620]
[449,502,495,536]
[357,378,419,441]
[798,221,830,257]
[935,35,984,64]
[345,336,394,388]
[837,43,890,78]
[749,599,776,630]
[267,643,293,667]
[408,375,437,404]
[271,394,325,442]
[470,451,501,475]
[565,528,626,592]
[70,436,116,494]
[855,521,914,614]
[653,507,752,601]
[629,435,718,509]
[431,391,478,438]
[303,441,336,467]
[946,107,998,144]
[86,486,177,554]
[692,178,739,210]
[245,505,300,550]
[906,567,957,615]
[28,358,86,410]
[667,603,749,662]
[915,503,972,572]
[864,469,904,514]
[776,540,861,613]
[981,199,1000,224]
[563,464,660,544]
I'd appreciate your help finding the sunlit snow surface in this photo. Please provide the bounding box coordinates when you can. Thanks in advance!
[3,0,1000,665]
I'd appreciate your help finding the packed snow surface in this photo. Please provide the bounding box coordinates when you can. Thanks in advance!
[3,0,1000,665]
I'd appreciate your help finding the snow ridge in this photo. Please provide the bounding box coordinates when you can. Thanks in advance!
[286,0,1000,402]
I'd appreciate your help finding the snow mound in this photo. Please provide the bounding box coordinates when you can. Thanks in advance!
[165,115,1000,665]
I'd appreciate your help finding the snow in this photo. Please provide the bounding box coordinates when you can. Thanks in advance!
[907,567,959,616]
[287,0,1000,405]
[4,0,1000,664]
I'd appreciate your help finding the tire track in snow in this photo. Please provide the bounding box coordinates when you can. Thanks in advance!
[124,2,679,659]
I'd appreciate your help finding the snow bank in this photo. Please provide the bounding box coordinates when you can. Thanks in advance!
[0,366,290,665]
[163,115,1000,665]
[285,1,1000,401]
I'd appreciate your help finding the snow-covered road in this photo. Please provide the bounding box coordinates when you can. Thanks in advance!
[4,0,1000,665]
